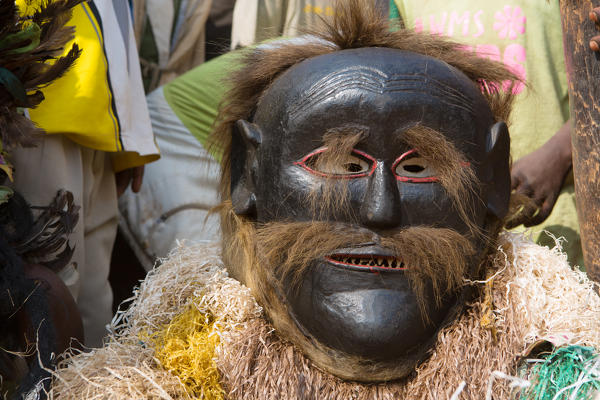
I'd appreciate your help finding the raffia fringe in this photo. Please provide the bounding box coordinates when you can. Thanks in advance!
[47,233,600,399]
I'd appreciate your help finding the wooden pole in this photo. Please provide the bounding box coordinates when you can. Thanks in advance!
[559,0,600,281]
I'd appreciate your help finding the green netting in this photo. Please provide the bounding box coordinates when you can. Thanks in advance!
[522,346,600,400]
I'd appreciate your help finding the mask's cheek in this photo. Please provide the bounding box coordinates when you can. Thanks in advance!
[398,182,482,233]
[262,164,371,222]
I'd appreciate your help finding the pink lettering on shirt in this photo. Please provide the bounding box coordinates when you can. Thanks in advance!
[414,17,424,32]
[411,5,528,95]
[475,44,501,62]
[429,12,447,35]
[447,11,470,36]
[472,10,485,37]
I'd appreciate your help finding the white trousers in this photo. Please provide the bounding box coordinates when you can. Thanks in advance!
[12,135,117,347]
[118,87,221,271]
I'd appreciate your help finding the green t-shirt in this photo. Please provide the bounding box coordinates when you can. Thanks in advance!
[161,39,298,157]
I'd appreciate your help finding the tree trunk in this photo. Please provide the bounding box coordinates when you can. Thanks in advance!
[559,0,600,281]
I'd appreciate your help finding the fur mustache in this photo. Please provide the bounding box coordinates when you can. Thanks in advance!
[254,221,475,316]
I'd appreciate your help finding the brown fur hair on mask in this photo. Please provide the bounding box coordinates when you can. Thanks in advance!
[305,128,365,220]
[209,0,517,208]
[211,0,518,382]
[402,125,482,236]
[255,221,474,318]
[217,201,477,379]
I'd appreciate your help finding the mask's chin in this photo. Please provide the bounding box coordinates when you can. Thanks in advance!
[278,250,464,382]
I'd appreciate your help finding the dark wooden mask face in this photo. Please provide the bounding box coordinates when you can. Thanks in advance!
[230,48,510,381]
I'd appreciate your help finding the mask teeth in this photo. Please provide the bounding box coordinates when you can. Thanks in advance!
[332,255,404,269]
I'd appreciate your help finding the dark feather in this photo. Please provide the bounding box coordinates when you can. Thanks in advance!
[0,0,82,149]
[14,190,79,273]
[0,188,77,398]
[25,43,81,88]
[40,243,75,271]
[0,67,30,106]
[0,112,43,149]
[0,0,18,41]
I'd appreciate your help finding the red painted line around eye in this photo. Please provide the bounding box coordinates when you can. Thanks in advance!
[396,176,439,183]
[391,149,471,183]
[295,147,470,182]
[392,149,439,182]
[294,147,377,179]
[394,149,418,164]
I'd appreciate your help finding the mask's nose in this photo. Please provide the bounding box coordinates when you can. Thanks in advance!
[359,162,402,229]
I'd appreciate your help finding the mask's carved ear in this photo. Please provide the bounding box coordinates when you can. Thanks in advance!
[481,121,511,219]
[231,120,262,216]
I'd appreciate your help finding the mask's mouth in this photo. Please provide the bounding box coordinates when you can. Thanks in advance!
[324,245,405,272]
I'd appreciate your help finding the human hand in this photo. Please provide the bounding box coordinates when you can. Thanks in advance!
[115,165,144,197]
[588,7,600,51]
[507,121,572,228]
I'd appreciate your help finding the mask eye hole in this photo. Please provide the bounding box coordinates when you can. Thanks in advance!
[296,148,376,178]
[401,161,426,174]
[344,160,366,173]
[393,151,438,182]
[316,154,369,175]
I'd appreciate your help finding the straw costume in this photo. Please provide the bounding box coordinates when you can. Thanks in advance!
[46,2,600,399]
[46,235,600,399]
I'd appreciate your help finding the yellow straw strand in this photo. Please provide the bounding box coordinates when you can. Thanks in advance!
[152,305,224,399]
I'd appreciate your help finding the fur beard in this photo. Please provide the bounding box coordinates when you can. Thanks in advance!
[220,202,481,381]
[216,265,520,400]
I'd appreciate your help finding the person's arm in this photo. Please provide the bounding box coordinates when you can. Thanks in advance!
[507,119,572,228]
[509,6,600,227]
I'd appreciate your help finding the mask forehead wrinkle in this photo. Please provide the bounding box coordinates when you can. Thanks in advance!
[286,65,478,124]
